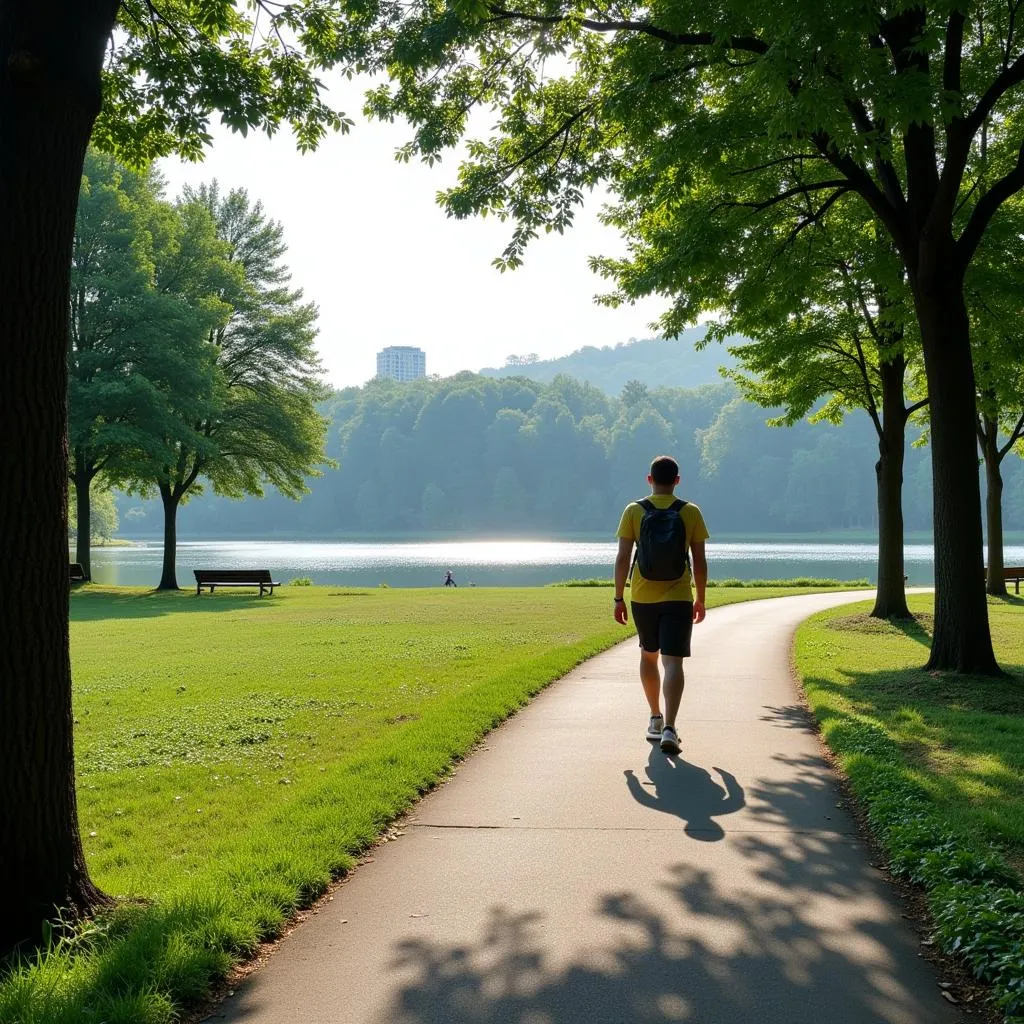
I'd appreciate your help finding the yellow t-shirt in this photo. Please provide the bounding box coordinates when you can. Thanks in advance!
[616,494,709,603]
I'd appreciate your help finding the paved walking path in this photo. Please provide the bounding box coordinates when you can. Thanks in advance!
[219,591,963,1023]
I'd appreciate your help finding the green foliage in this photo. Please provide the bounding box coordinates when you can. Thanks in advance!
[711,577,872,589]
[68,155,332,585]
[119,183,332,581]
[288,577,313,586]
[68,151,220,547]
[796,596,1024,1019]
[120,367,1024,538]
[347,0,1024,297]
[94,2,353,166]
[971,200,1024,532]
[68,484,119,543]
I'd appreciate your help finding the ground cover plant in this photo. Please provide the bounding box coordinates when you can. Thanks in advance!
[1,583,839,1023]
[796,595,1024,1020]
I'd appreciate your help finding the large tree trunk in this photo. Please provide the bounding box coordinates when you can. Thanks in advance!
[158,483,181,590]
[871,358,911,619]
[0,0,118,955]
[980,416,1007,597]
[72,454,91,578]
[914,271,999,674]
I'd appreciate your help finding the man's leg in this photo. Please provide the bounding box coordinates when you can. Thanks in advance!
[661,655,685,728]
[639,649,662,715]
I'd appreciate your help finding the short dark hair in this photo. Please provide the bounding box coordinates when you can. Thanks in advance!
[650,455,679,485]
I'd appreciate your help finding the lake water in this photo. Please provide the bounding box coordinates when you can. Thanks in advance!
[86,539,1024,589]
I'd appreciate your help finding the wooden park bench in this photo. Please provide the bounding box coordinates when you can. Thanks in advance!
[193,569,279,597]
[70,563,88,582]
[996,566,1024,594]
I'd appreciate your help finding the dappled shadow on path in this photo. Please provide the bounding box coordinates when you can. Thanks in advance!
[624,750,744,840]
[368,830,948,1024]
[759,704,816,732]
[222,751,956,1024]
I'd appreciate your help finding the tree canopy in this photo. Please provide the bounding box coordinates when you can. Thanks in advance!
[68,150,222,575]
[99,181,334,589]
[118,369,1012,545]
[344,0,1024,671]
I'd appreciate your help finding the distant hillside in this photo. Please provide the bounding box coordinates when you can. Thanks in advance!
[479,328,739,395]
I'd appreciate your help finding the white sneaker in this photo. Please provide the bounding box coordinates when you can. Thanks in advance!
[646,714,664,741]
[660,725,681,755]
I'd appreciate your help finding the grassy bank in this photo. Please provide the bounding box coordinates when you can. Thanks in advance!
[795,595,1024,1020]
[2,583,839,1023]
[551,576,871,588]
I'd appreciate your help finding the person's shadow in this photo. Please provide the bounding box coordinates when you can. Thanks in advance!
[624,748,745,841]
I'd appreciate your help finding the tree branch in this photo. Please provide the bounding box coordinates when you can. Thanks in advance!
[776,185,851,253]
[963,51,1024,137]
[488,104,595,186]
[958,138,1024,268]
[729,154,827,177]
[717,179,850,214]
[485,6,769,52]
[999,411,1024,459]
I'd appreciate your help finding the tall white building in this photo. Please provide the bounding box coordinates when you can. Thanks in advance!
[376,345,426,382]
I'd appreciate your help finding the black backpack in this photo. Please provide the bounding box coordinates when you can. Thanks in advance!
[631,498,689,582]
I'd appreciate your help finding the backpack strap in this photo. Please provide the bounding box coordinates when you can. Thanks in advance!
[627,498,654,582]
[673,499,691,569]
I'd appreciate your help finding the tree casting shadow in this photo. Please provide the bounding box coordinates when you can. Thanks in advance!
[70,589,281,621]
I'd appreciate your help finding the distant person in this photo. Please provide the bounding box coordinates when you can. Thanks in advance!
[614,455,708,755]
[443,570,457,587]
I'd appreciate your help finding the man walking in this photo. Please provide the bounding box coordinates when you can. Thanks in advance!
[614,455,708,755]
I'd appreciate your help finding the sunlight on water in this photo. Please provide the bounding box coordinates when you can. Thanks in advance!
[87,538,1024,589]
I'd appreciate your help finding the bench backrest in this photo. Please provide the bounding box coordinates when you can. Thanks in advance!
[193,569,274,583]
[1003,566,1024,577]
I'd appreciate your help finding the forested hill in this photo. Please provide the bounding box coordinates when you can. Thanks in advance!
[113,369,1024,540]
[479,329,738,394]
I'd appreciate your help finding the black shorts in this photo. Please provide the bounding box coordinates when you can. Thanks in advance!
[631,601,694,658]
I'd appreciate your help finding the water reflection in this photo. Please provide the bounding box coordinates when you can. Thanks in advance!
[85,538,1023,589]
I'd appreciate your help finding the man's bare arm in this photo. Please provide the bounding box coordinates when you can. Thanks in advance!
[691,540,707,623]
[614,537,633,623]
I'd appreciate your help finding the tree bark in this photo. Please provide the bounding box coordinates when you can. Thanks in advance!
[913,266,1000,674]
[72,453,91,578]
[0,0,119,955]
[980,415,1007,597]
[158,483,181,590]
[871,358,911,619]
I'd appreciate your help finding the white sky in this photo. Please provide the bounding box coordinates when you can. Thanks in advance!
[159,79,669,390]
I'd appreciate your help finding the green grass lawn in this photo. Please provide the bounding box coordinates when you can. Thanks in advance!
[797,594,1024,867]
[3,583,845,1024]
[795,595,1024,1019]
